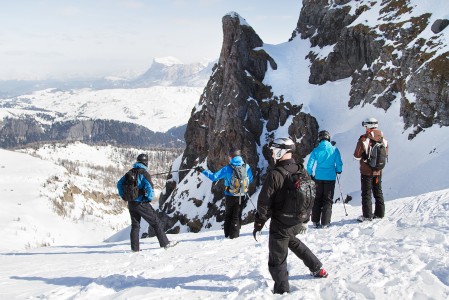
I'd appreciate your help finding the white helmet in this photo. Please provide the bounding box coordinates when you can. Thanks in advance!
[269,137,296,161]
[362,117,378,129]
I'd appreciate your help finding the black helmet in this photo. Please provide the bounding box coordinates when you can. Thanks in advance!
[136,153,148,166]
[229,148,241,157]
[318,130,331,142]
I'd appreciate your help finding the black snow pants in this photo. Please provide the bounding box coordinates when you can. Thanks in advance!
[311,180,336,226]
[128,201,169,251]
[268,218,322,294]
[224,195,243,239]
[361,175,385,219]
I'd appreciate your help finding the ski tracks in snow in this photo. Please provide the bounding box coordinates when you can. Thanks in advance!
[1,190,448,299]
[304,192,449,300]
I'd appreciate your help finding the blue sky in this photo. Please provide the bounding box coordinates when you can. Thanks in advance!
[0,0,301,80]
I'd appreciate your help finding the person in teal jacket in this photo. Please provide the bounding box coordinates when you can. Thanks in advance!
[306,131,343,228]
[196,148,253,239]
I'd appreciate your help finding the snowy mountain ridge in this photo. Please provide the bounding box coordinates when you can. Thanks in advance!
[0,56,213,138]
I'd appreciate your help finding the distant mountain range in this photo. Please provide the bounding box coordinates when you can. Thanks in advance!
[0,57,214,148]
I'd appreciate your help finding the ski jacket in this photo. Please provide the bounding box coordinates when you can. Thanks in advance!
[353,129,389,176]
[201,156,254,196]
[117,162,154,203]
[306,140,343,180]
[256,158,303,227]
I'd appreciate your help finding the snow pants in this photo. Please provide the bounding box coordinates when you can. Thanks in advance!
[311,180,336,226]
[268,218,322,294]
[224,195,243,239]
[128,201,169,251]
[361,174,385,218]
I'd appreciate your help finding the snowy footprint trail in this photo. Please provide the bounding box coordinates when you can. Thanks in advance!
[1,189,448,299]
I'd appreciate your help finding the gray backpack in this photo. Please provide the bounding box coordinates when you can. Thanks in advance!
[368,138,388,171]
[227,164,249,196]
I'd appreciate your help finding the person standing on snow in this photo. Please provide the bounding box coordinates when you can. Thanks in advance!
[196,148,253,239]
[306,130,343,228]
[353,118,388,222]
[253,137,328,295]
[117,154,178,251]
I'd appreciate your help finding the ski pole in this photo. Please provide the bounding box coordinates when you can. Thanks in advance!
[150,168,195,176]
[336,174,348,216]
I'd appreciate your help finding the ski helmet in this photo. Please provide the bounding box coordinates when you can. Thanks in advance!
[269,137,296,161]
[318,130,331,142]
[362,117,378,129]
[229,148,241,158]
[136,153,148,166]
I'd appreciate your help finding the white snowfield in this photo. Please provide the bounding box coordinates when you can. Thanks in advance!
[1,189,448,299]
[0,85,202,133]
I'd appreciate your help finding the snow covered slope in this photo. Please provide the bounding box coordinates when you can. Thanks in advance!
[0,86,202,133]
[0,149,129,250]
[1,189,448,299]
[261,26,449,203]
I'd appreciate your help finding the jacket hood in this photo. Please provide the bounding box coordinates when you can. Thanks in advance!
[133,162,148,170]
[317,140,334,149]
[230,156,244,166]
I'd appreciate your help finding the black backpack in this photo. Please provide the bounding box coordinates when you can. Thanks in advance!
[227,164,249,196]
[368,138,388,171]
[274,164,316,223]
[122,168,143,202]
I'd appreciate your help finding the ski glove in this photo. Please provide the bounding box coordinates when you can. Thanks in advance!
[298,223,307,234]
[253,222,264,241]
[194,166,205,173]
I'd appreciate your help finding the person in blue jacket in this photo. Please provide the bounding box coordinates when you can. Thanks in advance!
[196,148,254,239]
[306,131,343,228]
[117,153,177,251]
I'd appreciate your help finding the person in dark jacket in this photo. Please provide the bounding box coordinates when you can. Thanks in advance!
[196,148,253,239]
[253,137,328,295]
[117,154,177,251]
[306,130,343,228]
[353,117,389,222]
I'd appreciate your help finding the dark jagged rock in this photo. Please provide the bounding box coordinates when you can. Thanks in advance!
[159,12,319,234]
[295,0,449,136]
[431,19,449,34]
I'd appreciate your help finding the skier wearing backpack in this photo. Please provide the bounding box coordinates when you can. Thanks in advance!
[306,130,343,228]
[195,148,253,239]
[253,137,328,295]
[117,154,178,251]
[353,118,389,222]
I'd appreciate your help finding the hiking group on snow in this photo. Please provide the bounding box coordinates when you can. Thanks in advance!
[116,117,388,294]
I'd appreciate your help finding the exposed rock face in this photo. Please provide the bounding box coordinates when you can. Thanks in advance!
[295,0,449,138]
[159,12,318,234]
[0,117,185,148]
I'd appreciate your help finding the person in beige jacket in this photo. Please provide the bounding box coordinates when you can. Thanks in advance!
[353,118,388,222]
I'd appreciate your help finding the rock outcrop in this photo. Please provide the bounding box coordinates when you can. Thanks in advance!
[159,12,318,234]
[295,0,449,138]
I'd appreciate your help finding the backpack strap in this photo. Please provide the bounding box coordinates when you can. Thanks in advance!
[273,163,300,178]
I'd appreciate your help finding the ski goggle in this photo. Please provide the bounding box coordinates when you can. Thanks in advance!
[362,121,378,126]
[268,141,295,150]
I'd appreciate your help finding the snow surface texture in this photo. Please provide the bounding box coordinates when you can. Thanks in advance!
[1,189,448,299]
